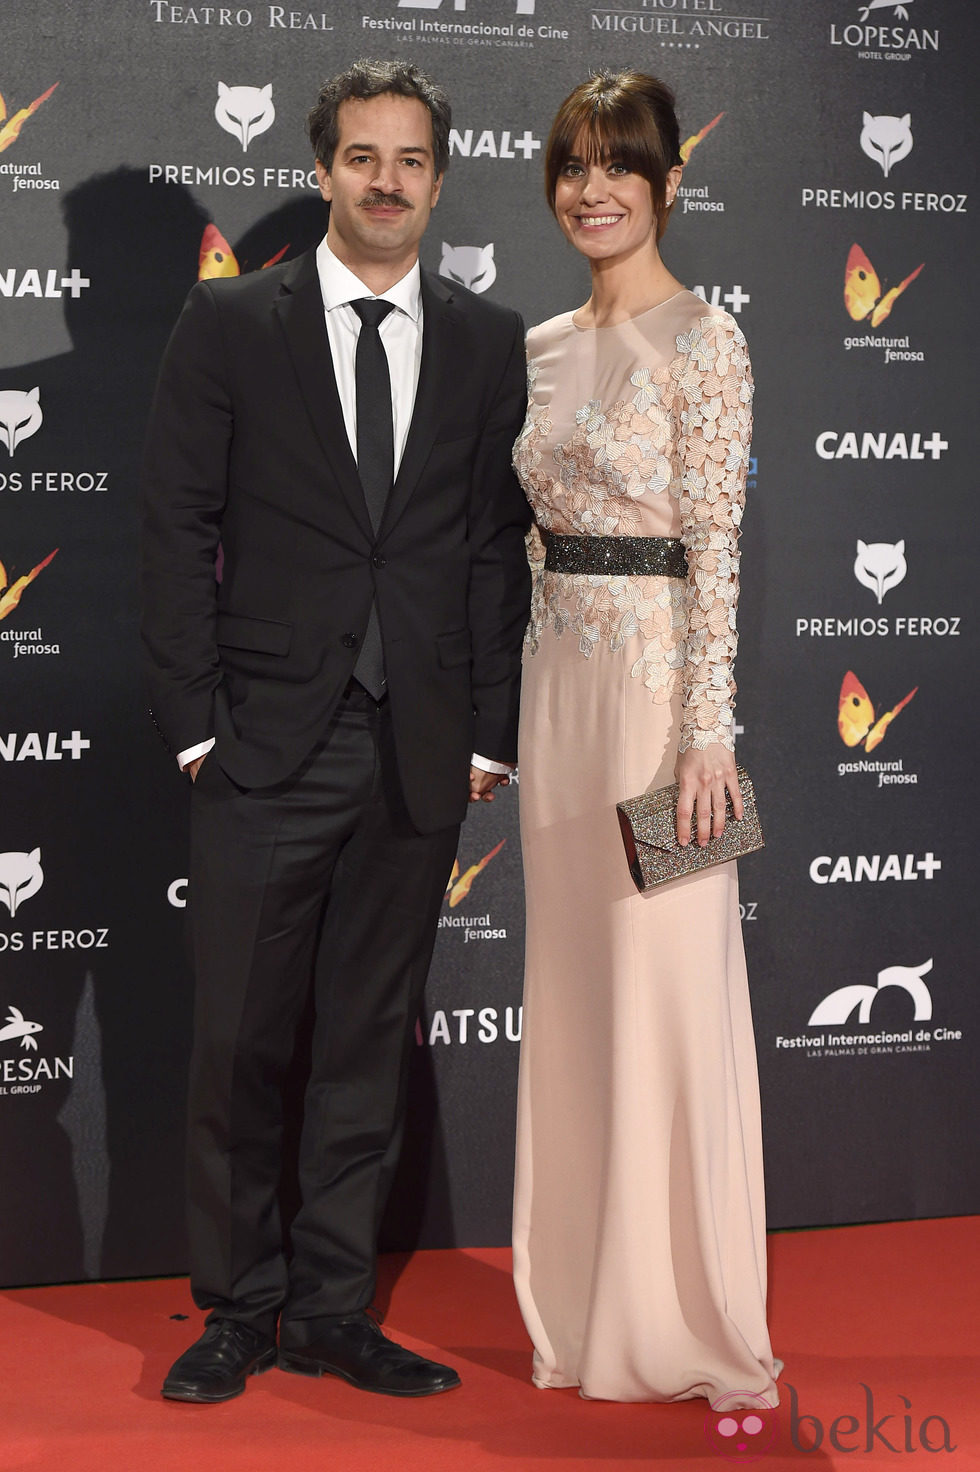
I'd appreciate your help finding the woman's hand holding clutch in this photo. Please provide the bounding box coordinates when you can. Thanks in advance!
[674,744,744,847]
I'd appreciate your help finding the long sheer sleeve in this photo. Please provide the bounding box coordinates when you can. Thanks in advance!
[674,315,753,753]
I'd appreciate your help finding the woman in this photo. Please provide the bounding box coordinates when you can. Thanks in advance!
[512,71,779,1407]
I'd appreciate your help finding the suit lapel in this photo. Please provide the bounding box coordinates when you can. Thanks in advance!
[273,249,372,540]
[380,270,461,536]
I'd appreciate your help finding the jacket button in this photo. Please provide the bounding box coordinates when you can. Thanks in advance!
[341,632,358,648]
[372,554,387,569]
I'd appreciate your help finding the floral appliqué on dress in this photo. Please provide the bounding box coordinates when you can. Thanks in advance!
[513,315,753,751]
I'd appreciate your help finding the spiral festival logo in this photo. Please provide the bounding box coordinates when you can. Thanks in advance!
[808,958,933,1027]
[379,0,572,50]
[399,0,536,10]
[775,955,964,1064]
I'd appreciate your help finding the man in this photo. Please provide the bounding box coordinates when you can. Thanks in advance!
[141,59,530,1404]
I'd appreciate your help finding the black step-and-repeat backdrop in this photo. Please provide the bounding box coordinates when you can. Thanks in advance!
[1,0,977,1286]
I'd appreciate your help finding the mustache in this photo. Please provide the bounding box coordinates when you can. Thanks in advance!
[359,192,413,211]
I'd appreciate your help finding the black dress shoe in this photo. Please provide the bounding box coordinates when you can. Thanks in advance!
[278,1312,461,1397]
[162,1319,278,1403]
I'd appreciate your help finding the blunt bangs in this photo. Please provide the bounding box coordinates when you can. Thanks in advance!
[545,72,682,240]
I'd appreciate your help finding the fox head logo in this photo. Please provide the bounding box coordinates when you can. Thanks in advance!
[854,539,907,604]
[860,112,913,177]
[214,83,275,153]
[0,387,42,457]
[808,958,933,1027]
[0,848,44,917]
[440,243,496,294]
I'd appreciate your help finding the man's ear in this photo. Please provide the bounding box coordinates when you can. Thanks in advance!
[315,158,332,203]
[430,172,444,209]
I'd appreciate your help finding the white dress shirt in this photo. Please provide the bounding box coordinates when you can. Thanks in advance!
[178,237,509,776]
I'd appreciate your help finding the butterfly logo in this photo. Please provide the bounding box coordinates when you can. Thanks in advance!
[445,839,506,908]
[844,244,923,327]
[838,671,917,752]
[0,82,58,154]
[679,112,725,165]
[197,224,290,281]
[0,548,58,622]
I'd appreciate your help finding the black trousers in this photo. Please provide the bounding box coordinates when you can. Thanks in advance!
[185,685,460,1341]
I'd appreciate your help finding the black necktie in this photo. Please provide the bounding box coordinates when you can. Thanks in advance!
[350,297,395,698]
[352,298,396,532]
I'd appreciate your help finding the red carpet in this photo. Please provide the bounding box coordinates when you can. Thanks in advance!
[2,1218,977,1471]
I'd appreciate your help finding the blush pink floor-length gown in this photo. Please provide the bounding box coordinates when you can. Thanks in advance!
[511,293,779,1406]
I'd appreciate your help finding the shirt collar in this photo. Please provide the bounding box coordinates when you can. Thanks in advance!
[315,235,421,322]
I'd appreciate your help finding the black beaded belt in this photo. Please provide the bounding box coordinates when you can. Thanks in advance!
[542,532,688,579]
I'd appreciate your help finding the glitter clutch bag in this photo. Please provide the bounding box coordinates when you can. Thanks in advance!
[616,765,764,893]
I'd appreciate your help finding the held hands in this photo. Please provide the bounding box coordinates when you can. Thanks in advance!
[469,766,512,803]
[674,743,743,847]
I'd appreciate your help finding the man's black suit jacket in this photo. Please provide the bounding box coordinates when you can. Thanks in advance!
[141,248,531,833]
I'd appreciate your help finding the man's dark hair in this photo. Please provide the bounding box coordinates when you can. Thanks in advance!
[308,59,451,177]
